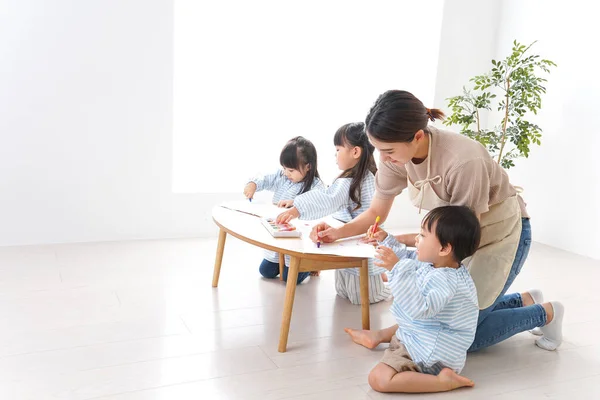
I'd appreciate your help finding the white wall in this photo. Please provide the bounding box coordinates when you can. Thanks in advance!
[5,0,597,257]
[493,0,600,259]
[0,0,224,246]
[433,0,600,260]
[433,0,503,116]
[0,0,428,246]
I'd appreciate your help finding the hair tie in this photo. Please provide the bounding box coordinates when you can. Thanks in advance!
[425,108,435,122]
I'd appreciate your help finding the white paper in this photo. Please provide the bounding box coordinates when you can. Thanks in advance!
[301,233,376,258]
[294,218,375,258]
[219,201,375,258]
[220,200,286,219]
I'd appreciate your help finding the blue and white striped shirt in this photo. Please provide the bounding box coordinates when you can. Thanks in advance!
[380,235,479,375]
[293,172,375,223]
[292,172,385,276]
[250,169,324,263]
[250,170,324,205]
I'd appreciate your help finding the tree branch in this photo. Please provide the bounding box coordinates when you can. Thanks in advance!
[498,77,510,164]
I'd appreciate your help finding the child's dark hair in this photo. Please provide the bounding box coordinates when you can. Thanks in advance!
[422,206,481,262]
[334,122,377,211]
[279,136,320,194]
[365,90,445,143]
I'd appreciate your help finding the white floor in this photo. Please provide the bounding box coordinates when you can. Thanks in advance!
[0,237,599,399]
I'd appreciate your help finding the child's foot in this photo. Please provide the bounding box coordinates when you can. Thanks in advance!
[310,271,320,277]
[344,327,381,349]
[536,301,564,351]
[524,289,544,336]
[437,368,475,391]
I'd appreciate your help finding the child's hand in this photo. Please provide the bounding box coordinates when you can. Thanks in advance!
[361,225,388,244]
[374,245,399,271]
[243,182,257,200]
[310,222,339,244]
[277,199,294,208]
[276,207,299,224]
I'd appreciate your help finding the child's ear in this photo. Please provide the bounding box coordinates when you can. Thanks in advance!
[439,243,453,258]
[352,146,362,159]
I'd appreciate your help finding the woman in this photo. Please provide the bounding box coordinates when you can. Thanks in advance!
[311,90,564,352]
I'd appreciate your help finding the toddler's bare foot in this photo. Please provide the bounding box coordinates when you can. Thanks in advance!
[344,327,381,349]
[437,368,474,391]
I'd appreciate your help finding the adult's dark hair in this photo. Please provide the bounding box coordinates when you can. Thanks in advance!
[365,90,445,143]
[334,122,377,210]
[279,136,320,194]
[422,206,481,262]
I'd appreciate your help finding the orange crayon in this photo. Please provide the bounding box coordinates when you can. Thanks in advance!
[371,216,381,238]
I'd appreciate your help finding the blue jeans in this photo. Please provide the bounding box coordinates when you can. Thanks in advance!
[468,219,547,352]
[259,259,310,284]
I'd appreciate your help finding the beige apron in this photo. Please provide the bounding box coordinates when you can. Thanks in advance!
[407,136,522,309]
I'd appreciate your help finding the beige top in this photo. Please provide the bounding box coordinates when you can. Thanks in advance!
[374,126,529,218]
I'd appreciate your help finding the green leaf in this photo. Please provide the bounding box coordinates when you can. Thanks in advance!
[444,39,555,169]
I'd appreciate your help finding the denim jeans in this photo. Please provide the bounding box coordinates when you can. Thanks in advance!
[468,218,547,352]
[259,259,310,284]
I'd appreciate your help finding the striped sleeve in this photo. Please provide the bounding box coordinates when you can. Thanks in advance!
[380,235,417,260]
[250,170,283,192]
[310,177,326,190]
[293,178,351,220]
[388,260,458,320]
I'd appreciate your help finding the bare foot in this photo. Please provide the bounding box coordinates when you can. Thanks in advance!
[310,271,320,277]
[437,368,474,391]
[344,327,381,349]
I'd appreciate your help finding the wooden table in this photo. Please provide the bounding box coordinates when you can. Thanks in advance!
[211,205,371,353]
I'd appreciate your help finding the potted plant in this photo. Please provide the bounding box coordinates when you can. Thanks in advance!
[444,41,556,169]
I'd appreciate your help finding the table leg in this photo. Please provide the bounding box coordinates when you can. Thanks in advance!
[278,256,300,352]
[279,253,285,281]
[359,259,370,329]
[212,229,227,288]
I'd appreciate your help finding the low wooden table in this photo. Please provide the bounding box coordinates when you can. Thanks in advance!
[211,205,371,352]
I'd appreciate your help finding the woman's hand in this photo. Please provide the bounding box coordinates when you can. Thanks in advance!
[243,182,257,200]
[277,199,294,208]
[309,222,340,244]
[275,207,300,224]
[374,245,399,271]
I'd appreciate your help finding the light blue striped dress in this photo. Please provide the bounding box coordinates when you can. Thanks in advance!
[293,172,390,304]
[380,235,479,374]
[250,170,324,264]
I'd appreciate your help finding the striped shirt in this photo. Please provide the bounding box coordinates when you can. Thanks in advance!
[250,169,324,263]
[292,172,386,276]
[380,235,479,375]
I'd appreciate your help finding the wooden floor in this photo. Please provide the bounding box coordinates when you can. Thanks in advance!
[0,236,598,399]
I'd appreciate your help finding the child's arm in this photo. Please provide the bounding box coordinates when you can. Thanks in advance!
[388,260,458,320]
[248,170,284,192]
[310,177,326,190]
[379,234,418,260]
[392,233,417,248]
[285,178,351,221]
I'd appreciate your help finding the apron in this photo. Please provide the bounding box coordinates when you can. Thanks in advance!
[407,135,522,309]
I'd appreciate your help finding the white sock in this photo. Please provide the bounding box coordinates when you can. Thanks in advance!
[527,289,544,336]
[536,301,564,351]
[528,289,544,304]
